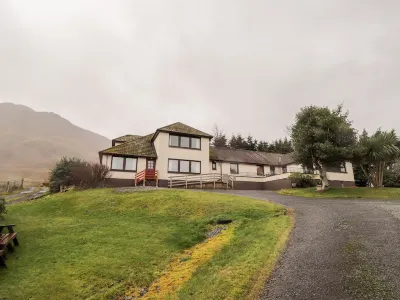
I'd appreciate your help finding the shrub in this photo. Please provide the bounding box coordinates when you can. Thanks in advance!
[289,172,315,188]
[49,157,110,193]
[70,162,110,189]
[49,157,85,193]
[0,197,6,217]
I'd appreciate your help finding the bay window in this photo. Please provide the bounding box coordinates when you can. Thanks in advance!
[111,157,124,170]
[111,156,137,172]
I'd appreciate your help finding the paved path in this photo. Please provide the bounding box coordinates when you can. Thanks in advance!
[5,187,49,204]
[215,190,400,300]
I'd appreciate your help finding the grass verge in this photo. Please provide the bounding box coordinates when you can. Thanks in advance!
[278,187,400,199]
[0,189,292,300]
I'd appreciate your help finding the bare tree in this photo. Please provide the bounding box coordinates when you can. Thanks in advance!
[212,124,228,147]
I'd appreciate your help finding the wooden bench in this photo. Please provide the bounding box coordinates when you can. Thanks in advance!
[0,250,6,268]
[0,224,19,268]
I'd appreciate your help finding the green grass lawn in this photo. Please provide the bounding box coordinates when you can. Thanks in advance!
[0,189,291,300]
[279,187,400,199]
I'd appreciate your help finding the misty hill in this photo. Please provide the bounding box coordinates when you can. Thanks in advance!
[0,103,110,182]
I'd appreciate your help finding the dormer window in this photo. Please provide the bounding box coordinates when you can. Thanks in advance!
[169,134,201,150]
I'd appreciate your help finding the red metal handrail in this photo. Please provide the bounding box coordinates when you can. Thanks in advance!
[135,169,158,186]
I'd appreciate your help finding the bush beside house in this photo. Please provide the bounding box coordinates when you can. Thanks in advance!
[49,157,110,193]
[289,172,316,188]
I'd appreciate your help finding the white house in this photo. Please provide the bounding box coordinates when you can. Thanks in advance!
[99,122,355,190]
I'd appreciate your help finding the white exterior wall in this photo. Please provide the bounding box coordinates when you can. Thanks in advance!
[285,162,355,182]
[326,162,354,182]
[153,132,210,180]
[286,164,303,173]
[237,164,258,174]
[209,161,223,174]
[101,154,146,179]
[210,162,271,176]
[114,142,124,146]
[265,173,291,182]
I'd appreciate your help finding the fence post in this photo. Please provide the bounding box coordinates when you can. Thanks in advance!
[169,178,172,188]
[185,176,188,189]
[156,173,159,188]
[200,175,202,189]
[6,181,10,193]
[213,173,216,189]
[226,176,229,190]
[20,178,24,189]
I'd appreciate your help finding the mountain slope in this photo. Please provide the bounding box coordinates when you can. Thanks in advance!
[0,103,110,182]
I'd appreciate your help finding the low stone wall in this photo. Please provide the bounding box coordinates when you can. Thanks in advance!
[105,177,355,190]
[233,181,264,190]
[328,180,355,188]
[104,178,134,187]
[263,178,293,190]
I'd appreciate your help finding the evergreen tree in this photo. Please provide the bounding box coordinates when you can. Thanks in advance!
[291,105,357,190]
[245,135,257,151]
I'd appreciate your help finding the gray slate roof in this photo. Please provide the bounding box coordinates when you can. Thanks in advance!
[155,122,213,138]
[100,134,157,158]
[210,147,295,166]
[113,134,142,142]
[100,122,294,166]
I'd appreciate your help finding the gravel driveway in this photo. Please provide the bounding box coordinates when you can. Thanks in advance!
[215,190,400,300]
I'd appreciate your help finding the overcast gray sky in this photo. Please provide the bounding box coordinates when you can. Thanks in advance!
[1,0,399,140]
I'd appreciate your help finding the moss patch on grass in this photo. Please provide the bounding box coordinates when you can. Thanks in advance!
[122,224,236,300]
[0,189,292,300]
[278,187,400,199]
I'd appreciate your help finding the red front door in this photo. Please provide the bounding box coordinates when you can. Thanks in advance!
[146,159,155,170]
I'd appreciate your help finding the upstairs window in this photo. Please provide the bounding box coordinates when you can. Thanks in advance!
[180,136,190,148]
[212,161,217,170]
[169,134,201,149]
[169,135,180,147]
[191,138,201,149]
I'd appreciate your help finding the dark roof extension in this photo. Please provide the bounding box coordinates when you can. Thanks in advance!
[210,147,295,166]
[100,134,157,158]
[153,122,213,140]
[112,134,142,143]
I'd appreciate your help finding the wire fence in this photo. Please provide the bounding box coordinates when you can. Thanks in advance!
[0,178,44,193]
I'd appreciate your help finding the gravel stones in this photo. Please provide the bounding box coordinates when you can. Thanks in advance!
[213,190,400,300]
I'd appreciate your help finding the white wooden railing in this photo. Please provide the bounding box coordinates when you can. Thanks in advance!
[168,173,234,189]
